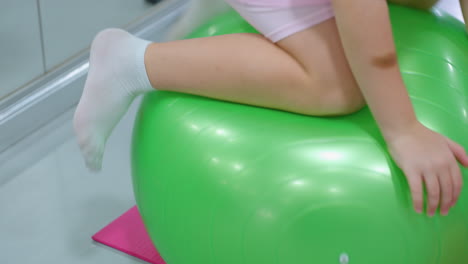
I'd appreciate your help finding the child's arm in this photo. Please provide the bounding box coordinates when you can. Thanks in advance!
[461,0,468,30]
[331,0,468,216]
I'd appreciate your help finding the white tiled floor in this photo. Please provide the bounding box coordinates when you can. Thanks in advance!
[0,1,465,264]
[0,99,144,264]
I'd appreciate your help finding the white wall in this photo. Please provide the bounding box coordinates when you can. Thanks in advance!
[0,0,155,100]
[0,0,44,100]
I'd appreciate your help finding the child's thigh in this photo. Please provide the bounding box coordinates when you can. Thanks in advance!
[276,18,363,107]
[387,0,439,9]
[227,0,363,106]
[228,0,360,91]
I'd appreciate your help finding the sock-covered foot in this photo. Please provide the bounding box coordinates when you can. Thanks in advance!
[73,28,153,171]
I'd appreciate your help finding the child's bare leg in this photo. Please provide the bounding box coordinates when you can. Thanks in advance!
[74,19,364,171]
[147,21,364,116]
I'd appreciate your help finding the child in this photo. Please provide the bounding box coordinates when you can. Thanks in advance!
[73,0,468,217]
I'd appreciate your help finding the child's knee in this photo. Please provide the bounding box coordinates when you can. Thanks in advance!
[321,88,366,116]
[293,82,365,116]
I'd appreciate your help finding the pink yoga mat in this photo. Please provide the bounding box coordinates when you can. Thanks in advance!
[92,206,166,264]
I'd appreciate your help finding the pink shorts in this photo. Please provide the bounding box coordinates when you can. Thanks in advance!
[225,0,334,42]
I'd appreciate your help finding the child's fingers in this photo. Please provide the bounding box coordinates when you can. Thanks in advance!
[445,137,468,167]
[439,167,453,216]
[450,162,463,207]
[405,169,424,214]
[423,172,440,217]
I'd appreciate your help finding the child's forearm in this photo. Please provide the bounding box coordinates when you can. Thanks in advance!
[331,0,417,140]
[461,0,468,31]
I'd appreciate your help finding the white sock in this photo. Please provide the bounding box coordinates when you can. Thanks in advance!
[73,28,153,171]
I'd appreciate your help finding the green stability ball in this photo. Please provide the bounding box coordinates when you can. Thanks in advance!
[132,5,468,264]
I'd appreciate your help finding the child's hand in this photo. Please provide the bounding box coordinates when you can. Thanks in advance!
[386,121,468,216]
